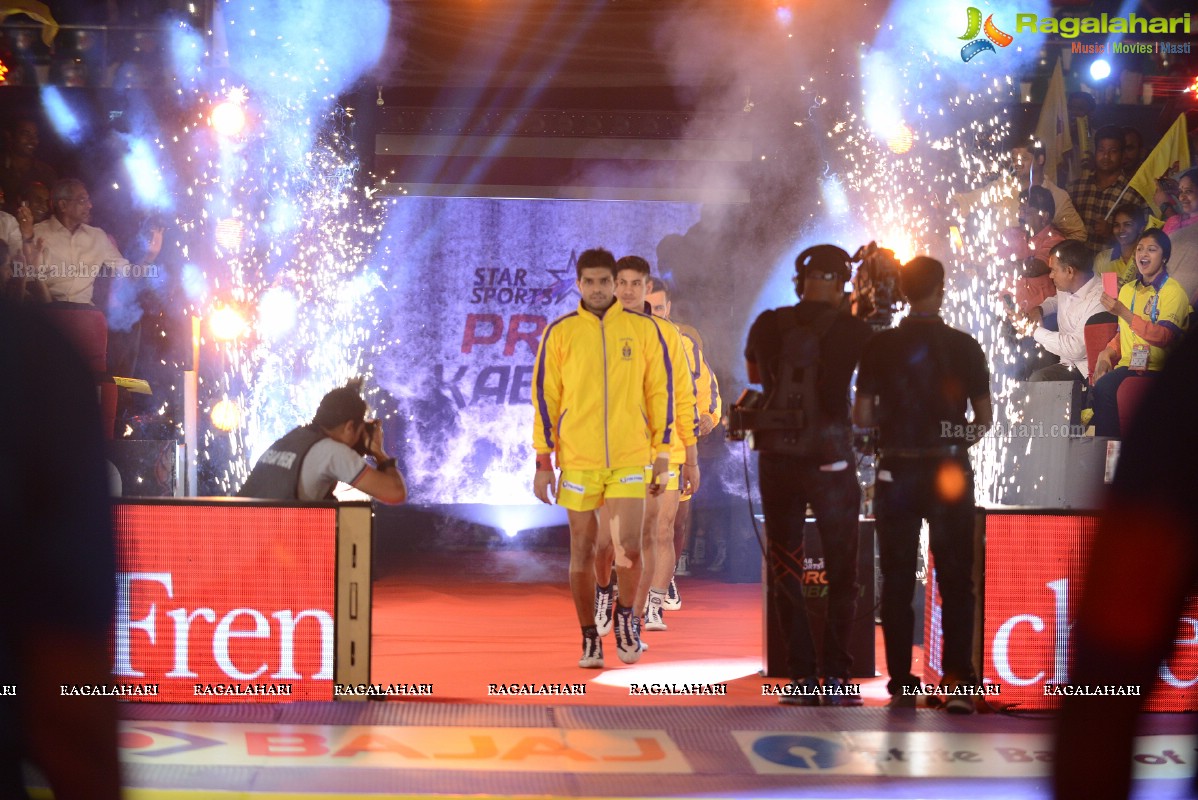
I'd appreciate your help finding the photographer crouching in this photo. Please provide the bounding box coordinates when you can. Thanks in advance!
[740,245,873,705]
[239,380,407,504]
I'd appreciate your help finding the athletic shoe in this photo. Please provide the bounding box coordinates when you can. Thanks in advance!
[579,630,604,669]
[778,676,822,707]
[614,606,643,664]
[594,583,615,636]
[886,693,917,709]
[822,676,864,707]
[663,577,682,611]
[644,590,668,631]
[675,553,691,577]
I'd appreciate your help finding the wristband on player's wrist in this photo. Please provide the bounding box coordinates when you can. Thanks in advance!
[535,453,553,471]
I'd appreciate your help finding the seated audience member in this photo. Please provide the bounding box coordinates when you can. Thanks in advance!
[1027,240,1106,382]
[31,179,132,305]
[1093,203,1147,289]
[18,180,52,224]
[1161,167,1198,237]
[239,380,408,504]
[1069,125,1146,254]
[955,136,1086,242]
[1091,229,1191,436]
[1006,186,1064,313]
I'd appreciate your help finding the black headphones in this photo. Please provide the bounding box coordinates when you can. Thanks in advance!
[794,245,852,295]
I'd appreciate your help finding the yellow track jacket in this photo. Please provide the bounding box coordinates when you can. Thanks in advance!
[655,316,699,465]
[678,321,722,431]
[533,300,674,470]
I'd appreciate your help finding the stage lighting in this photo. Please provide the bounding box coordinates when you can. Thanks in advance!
[210,399,242,431]
[1089,59,1111,81]
[886,122,915,155]
[209,305,248,341]
[257,288,298,340]
[214,217,244,252]
[210,99,247,137]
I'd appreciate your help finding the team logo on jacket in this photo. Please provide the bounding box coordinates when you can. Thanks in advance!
[620,338,633,360]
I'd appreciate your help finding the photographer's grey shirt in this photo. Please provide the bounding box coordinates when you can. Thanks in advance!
[299,438,369,501]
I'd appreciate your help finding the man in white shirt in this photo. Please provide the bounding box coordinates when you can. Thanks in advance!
[31,179,131,305]
[1027,240,1107,382]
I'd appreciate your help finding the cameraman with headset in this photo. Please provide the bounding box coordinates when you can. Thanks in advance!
[742,245,873,705]
[239,381,407,503]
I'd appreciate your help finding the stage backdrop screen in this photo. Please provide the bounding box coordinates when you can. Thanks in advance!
[113,503,336,702]
[369,197,703,507]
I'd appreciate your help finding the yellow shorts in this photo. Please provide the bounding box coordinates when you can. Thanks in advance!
[558,466,646,511]
[643,464,680,492]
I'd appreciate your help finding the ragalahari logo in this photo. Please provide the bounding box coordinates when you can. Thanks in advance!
[960,7,1013,62]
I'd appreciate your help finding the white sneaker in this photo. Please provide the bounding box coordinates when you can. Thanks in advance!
[579,630,604,668]
[594,583,615,636]
[645,590,668,631]
[675,553,691,577]
[614,607,643,664]
[663,577,682,611]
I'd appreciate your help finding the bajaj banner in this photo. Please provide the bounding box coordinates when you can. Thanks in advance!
[112,502,336,702]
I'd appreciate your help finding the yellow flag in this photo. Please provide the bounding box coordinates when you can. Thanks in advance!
[1128,113,1191,217]
[0,1,59,48]
[1034,59,1073,184]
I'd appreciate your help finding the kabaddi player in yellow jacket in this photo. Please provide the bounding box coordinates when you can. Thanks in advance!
[592,257,700,639]
[646,277,722,609]
[531,248,674,668]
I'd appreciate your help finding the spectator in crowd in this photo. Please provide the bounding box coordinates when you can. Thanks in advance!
[0,118,57,216]
[1122,126,1146,175]
[30,178,161,306]
[2,202,50,304]
[1069,125,1145,254]
[955,137,1086,243]
[1090,229,1191,436]
[1064,91,1097,185]
[1161,167,1198,237]
[1026,240,1107,382]
[1093,203,1147,289]
[1007,185,1065,313]
[17,181,51,224]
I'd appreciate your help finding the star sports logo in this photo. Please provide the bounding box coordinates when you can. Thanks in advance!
[960,7,1013,62]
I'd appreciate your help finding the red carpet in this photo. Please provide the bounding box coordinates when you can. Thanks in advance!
[369,549,904,706]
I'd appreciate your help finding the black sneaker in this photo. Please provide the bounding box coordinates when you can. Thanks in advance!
[822,676,864,707]
[779,676,822,706]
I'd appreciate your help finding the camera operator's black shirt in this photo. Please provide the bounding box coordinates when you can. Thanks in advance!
[856,315,990,449]
[745,301,873,423]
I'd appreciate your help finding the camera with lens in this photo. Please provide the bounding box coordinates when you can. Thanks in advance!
[850,241,902,330]
[724,389,806,447]
[353,419,380,456]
